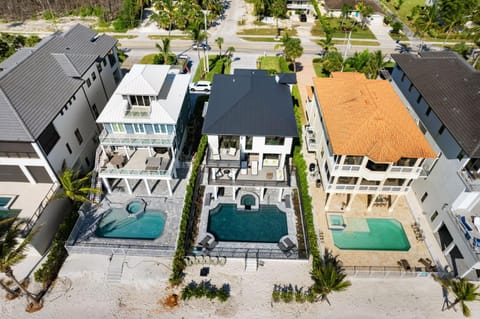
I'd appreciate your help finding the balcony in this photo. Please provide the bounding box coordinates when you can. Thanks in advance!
[205,147,241,168]
[206,162,290,187]
[458,169,480,192]
[98,148,172,179]
[99,130,173,148]
[124,106,151,118]
[304,125,317,153]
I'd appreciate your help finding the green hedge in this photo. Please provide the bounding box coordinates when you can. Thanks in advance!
[181,280,230,302]
[34,209,79,285]
[291,85,321,268]
[170,135,208,285]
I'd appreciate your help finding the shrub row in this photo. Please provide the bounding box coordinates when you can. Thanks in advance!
[291,85,321,268]
[34,210,79,285]
[170,135,208,285]
[272,284,316,303]
[181,280,230,302]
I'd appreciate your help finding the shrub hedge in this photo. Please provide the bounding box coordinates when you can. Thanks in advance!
[34,209,79,285]
[181,280,230,302]
[291,85,321,268]
[169,135,208,285]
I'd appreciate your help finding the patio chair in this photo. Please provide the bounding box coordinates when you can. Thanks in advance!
[398,259,411,271]
[204,193,212,206]
[284,194,291,209]
[251,161,258,176]
[278,236,296,255]
[199,234,213,248]
[207,240,218,250]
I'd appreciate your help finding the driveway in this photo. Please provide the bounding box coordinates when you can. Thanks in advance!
[294,56,316,125]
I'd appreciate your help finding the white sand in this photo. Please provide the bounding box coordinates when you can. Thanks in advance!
[2,254,479,319]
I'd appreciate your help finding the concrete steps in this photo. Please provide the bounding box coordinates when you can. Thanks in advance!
[245,251,258,272]
[107,254,125,283]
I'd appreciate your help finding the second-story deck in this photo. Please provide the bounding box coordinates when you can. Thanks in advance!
[99,130,174,148]
[205,147,241,168]
[205,163,291,187]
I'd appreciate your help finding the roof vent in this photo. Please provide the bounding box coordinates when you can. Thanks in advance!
[90,34,100,42]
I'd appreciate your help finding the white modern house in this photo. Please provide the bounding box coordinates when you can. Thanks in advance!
[287,0,312,12]
[391,52,480,280]
[0,24,120,184]
[96,64,191,197]
[305,72,436,211]
[202,69,298,201]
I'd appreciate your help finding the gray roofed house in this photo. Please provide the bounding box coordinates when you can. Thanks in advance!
[391,52,480,157]
[0,24,117,142]
[202,69,298,137]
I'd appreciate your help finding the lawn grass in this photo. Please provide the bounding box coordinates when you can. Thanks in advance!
[380,0,424,23]
[193,55,231,82]
[112,35,137,39]
[240,37,281,42]
[139,53,156,64]
[258,56,291,73]
[311,19,376,39]
[237,28,297,36]
[330,40,380,46]
[148,34,190,40]
[388,32,409,42]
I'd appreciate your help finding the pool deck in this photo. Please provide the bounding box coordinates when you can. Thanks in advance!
[303,156,449,273]
[196,186,301,259]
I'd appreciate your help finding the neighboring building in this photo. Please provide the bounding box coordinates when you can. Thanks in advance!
[287,0,312,12]
[96,64,191,196]
[305,72,436,211]
[0,24,120,184]
[202,69,298,201]
[391,52,480,279]
[323,0,382,18]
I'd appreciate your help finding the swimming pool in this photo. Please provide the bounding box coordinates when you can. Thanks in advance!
[207,204,288,243]
[332,218,410,251]
[0,196,15,210]
[96,208,166,240]
[327,213,345,230]
[0,209,20,236]
[240,194,256,206]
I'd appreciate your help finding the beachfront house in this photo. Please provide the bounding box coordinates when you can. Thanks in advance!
[305,72,436,211]
[391,52,480,280]
[202,69,298,201]
[0,24,120,254]
[96,64,191,197]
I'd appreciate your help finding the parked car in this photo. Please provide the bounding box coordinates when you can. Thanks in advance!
[189,81,211,92]
[192,42,211,51]
[309,163,316,173]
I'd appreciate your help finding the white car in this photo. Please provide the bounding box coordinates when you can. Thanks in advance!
[189,81,211,92]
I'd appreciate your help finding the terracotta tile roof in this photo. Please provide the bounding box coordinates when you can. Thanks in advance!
[313,72,436,163]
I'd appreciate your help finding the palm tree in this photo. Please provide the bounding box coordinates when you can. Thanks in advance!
[215,37,224,56]
[355,1,373,29]
[50,169,101,204]
[226,46,235,58]
[274,34,303,72]
[152,0,176,36]
[318,31,336,54]
[189,23,207,74]
[310,249,351,305]
[0,222,42,310]
[340,4,352,28]
[365,50,387,79]
[434,276,480,317]
[155,37,171,64]
[270,0,286,38]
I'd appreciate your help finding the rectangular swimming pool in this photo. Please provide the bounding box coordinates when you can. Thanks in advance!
[332,218,410,251]
[207,204,288,243]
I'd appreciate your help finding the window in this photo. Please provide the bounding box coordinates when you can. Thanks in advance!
[72,95,76,101]
[418,121,427,134]
[430,211,439,222]
[129,95,151,107]
[112,123,125,133]
[408,83,414,92]
[421,192,428,202]
[166,125,174,135]
[74,129,83,145]
[425,107,432,116]
[38,123,60,155]
[401,73,406,82]
[245,136,253,150]
[265,137,285,146]
[91,71,96,81]
[66,143,72,154]
[153,124,161,134]
[86,78,91,88]
[92,104,99,118]
[416,95,422,104]
[457,150,465,161]
[133,123,145,133]
[438,125,445,135]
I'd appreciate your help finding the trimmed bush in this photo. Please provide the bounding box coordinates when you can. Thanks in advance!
[272,284,315,303]
[169,135,208,285]
[181,280,230,302]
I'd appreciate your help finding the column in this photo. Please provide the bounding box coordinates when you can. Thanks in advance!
[19,165,36,184]
[367,193,378,211]
[232,186,236,200]
[213,185,217,200]
[260,187,265,201]
[100,144,106,156]
[124,146,130,160]
[346,193,356,211]
[325,192,333,210]
[211,167,216,180]
[167,179,172,197]
[258,153,264,170]
[148,147,153,157]
[279,153,286,169]
[389,195,402,212]
[144,179,151,195]
[278,188,283,201]
[124,178,132,194]
[102,177,112,194]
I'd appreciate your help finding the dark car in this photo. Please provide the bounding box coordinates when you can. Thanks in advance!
[309,163,316,173]
[300,14,307,22]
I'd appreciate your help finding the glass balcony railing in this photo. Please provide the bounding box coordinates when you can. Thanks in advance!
[99,168,170,177]
[99,131,173,147]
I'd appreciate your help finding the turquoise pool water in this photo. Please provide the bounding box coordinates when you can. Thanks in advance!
[240,194,256,206]
[126,201,144,214]
[329,214,344,226]
[207,204,288,243]
[96,208,166,239]
[0,196,14,208]
[332,218,410,251]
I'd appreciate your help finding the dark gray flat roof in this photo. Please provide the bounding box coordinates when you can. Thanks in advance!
[392,52,480,157]
[0,24,117,142]
[202,69,298,137]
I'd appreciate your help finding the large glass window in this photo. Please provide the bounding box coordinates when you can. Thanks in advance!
[245,136,253,150]
[166,125,174,135]
[265,136,285,146]
[111,123,125,133]
[129,95,151,107]
[133,123,145,134]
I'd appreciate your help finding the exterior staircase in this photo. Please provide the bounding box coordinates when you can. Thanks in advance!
[245,251,258,272]
[107,253,125,283]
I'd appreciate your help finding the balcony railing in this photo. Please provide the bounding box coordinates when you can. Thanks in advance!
[205,148,241,168]
[326,184,407,193]
[205,165,291,187]
[99,130,173,147]
[99,167,170,177]
[124,106,151,118]
[458,169,480,192]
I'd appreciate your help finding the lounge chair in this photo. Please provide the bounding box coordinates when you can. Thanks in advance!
[398,259,411,271]
[207,240,218,250]
[278,236,296,255]
[251,161,258,176]
[204,193,212,206]
[199,234,213,248]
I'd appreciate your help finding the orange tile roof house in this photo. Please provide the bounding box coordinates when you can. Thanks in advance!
[305,72,436,211]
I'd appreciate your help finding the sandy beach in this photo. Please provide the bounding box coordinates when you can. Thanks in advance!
[1,254,479,319]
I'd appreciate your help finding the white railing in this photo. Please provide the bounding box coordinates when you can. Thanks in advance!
[99,130,173,147]
[22,182,59,235]
[327,184,408,193]
[99,167,171,178]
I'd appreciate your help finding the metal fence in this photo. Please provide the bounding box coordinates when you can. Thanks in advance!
[188,247,309,260]
[344,266,447,278]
